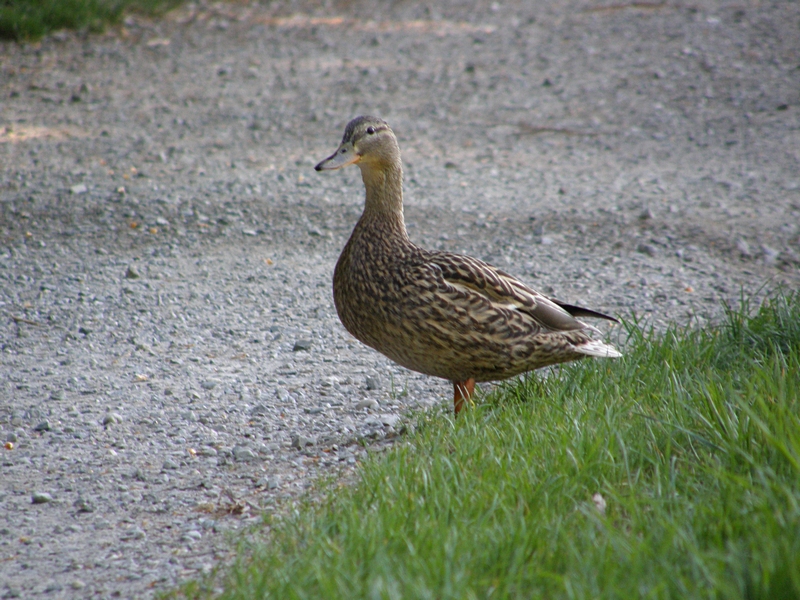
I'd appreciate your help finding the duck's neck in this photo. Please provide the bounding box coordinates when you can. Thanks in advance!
[358,161,407,236]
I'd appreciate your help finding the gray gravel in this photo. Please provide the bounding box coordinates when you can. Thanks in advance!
[2,0,799,597]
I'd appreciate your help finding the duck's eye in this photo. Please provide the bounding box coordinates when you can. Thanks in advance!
[341,147,347,153]
[366,126,375,135]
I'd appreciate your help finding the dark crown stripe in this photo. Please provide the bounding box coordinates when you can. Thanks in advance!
[341,115,388,143]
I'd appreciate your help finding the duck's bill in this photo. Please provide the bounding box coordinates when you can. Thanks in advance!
[314,143,360,171]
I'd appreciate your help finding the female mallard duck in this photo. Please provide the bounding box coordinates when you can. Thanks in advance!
[316,116,621,414]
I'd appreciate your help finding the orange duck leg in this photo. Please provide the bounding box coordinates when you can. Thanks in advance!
[453,378,476,415]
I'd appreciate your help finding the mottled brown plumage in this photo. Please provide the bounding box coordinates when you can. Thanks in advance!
[315,116,621,413]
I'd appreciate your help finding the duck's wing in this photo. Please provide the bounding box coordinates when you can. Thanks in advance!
[549,301,619,323]
[427,251,611,333]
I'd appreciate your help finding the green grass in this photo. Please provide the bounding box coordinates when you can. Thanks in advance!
[0,0,184,41]
[180,292,800,599]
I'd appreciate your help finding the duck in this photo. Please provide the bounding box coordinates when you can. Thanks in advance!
[315,116,621,414]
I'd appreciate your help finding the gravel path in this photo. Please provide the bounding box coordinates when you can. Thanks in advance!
[1,0,799,597]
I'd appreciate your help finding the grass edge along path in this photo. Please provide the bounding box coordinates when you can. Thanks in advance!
[0,0,184,42]
[178,292,800,600]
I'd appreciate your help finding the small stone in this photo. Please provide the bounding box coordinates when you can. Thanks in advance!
[49,390,65,401]
[74,496,95,513]
[735,238,751,257]
[123,526,146,541]
[183,529,202,540]
[232,446,257,461]
[267,477,280,490]
[69,184,88,195]
[379,414,401,428]
[5,432,17,443]
[33,420,51,432]
[592,493,607,515]
[32,492,54,504]
[242,229,257,236]
[761,244,780,265]
[93,519,111,530]
[200,379,219,390]
[639,207,654,220]
[125,265,140,279]
[636,243,657,257]
[293,339,313,352]
[102,412,122,426]
[365,376,381,390]
[290,434,316,449]
[356,399,379,410]
[70,580,86,590]
[162,458,179,470]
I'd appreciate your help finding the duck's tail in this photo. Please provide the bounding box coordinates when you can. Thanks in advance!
[575,339,622,358]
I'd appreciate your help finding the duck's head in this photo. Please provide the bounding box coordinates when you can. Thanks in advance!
[315,116,400,172]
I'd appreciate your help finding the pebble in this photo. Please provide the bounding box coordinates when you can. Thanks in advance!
[365,376,381,390]
[103,413,123,426]
[125,265,140,279]
[69,184,88,195]
[761,245,780,265]
[162,459,180,470]
[200,379,219,390]
[232,446,257,461]
[379,414,401,428]
[293,339,313,352]
[290,434,316,448]
[356,399,379,410]
[637,243,658,257]
[592,493,607,515]
[33,421,51,432]
[73,497,95,513]
[123,527,147,541]
[32,492,54,504]
[735,238,751,257]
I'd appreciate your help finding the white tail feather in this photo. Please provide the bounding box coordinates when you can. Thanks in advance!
[575,339,622,358]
